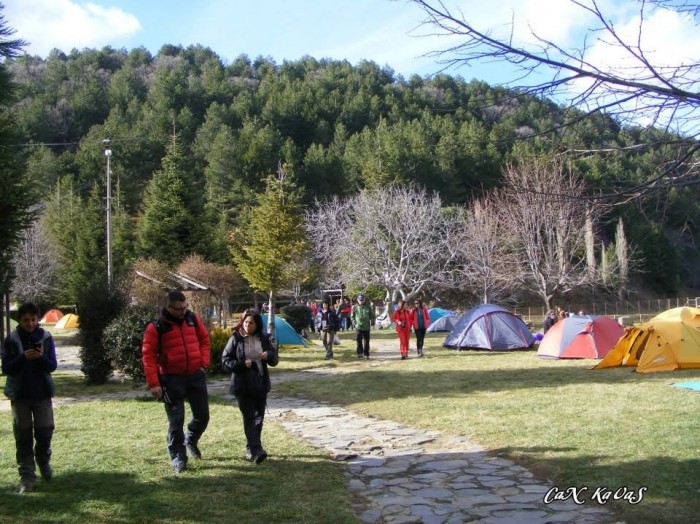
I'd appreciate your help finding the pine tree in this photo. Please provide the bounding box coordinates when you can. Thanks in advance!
[137,133,205,262]
[0,9,34,326]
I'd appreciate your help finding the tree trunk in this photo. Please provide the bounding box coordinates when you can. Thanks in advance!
[267,290,276,343]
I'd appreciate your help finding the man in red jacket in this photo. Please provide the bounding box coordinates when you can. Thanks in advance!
[142,290,210,473]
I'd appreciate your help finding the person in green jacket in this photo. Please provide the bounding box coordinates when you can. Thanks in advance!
[351,294,375,359]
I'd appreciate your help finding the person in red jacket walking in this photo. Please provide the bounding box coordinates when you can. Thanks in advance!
[392,299,412,359]
[410,299,430,357]
[141,290,211,474]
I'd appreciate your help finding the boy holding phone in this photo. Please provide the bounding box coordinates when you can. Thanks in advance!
[1,302,58,494]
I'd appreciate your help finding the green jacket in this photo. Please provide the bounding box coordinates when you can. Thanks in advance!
[351,303,375,331]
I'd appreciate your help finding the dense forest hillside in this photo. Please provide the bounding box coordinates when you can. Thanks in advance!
[7,44,700,298]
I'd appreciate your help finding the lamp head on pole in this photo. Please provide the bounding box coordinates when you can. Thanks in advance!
[103,138,112,157]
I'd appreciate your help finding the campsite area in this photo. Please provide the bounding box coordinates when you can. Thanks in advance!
[1,326,698,523]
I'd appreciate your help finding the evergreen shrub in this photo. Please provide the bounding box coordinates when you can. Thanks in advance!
[103,305,158,384]
[280,304,312,333]
[208,326,232,375]
[77,282,126,384]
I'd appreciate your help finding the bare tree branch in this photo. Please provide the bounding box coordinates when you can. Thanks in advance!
[408,0,700,195]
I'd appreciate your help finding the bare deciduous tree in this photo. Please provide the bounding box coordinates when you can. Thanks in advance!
[178,254,243,328]
[409,0,700,195]
[11,218,59,303]
[500,156,601,309]
[456,193,517,304]
[306,184,462,303]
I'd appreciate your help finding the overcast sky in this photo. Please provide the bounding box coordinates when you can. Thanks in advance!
[3,0,698,86]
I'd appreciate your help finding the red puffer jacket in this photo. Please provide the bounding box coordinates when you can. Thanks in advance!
[141,310,210,389]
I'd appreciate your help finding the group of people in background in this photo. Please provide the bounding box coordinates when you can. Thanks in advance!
[311,294,431,361]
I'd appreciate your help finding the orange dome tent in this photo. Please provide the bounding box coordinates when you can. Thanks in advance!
[40,309,64,324]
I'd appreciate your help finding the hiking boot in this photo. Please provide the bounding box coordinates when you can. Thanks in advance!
[325,352,333,359]
[39,463,53,481]
[253,450,268,465]
[357,354,364,359]
[172,459,187,474]
[245,448,254,461]
[19,480,34,494]
[401,355,407,360]
[364,355,370,360]
[185,440,202,460]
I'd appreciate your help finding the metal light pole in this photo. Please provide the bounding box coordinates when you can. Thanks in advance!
[103,139,113,287]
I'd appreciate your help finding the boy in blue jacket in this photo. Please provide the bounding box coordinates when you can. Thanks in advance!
[1,302,58,494]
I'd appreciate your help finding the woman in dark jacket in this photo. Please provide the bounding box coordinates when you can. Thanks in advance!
[222,310,278,464]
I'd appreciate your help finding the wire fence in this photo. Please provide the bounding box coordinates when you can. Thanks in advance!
[514,296,700,325]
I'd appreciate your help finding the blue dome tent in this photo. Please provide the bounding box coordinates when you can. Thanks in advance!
[443,304,534,350]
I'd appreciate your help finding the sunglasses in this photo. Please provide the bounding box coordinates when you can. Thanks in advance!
[168,304,187,312]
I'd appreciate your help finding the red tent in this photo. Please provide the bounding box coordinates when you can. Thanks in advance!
[40,309,64,324]
[537,315,623,359]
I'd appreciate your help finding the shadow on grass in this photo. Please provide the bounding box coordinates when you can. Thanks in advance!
[489,446,700,524]
[0,458,355,524]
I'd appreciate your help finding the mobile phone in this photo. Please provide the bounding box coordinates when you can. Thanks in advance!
[33,342,43,350]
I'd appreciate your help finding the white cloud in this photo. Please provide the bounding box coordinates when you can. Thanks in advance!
[4,0,141,56]
[585,6,700,76]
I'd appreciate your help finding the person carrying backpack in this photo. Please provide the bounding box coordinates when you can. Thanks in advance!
[141,290,210,474]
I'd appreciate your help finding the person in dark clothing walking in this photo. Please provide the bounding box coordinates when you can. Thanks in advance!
[222,309,279,464]
[410,299,431,357]
[2,302,58,494]
[315,301,340,359]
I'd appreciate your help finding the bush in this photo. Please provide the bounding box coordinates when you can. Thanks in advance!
[280,304,312,333]
[209,326,232,375]
[103,305,158,384]
[77,281,126,384]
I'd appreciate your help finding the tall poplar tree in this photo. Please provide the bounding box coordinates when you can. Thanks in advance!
[231,164,307,340]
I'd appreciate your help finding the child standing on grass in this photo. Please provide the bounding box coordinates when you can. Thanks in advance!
[1,302,58,494]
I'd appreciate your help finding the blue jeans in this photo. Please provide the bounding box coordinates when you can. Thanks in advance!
[160,370,210,462]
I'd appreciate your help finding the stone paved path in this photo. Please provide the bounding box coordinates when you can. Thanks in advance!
[6,337,619,523]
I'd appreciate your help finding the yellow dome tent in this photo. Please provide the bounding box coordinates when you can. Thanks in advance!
[55,313,79,329]
[594,307,700,373]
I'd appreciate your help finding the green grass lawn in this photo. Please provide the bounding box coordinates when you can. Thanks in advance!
[278,331,700,524]
[0,395,357,523]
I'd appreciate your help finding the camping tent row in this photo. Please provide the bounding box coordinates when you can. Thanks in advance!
[594,307,700,373]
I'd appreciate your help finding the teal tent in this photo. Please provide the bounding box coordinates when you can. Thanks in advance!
[261,314,308,347]
[428,308,454,324]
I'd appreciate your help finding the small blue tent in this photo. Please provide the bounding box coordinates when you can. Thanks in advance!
[444,304,534,350]
[428,308,455,324]
[261,314,308,347]
[427,314,460,333]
